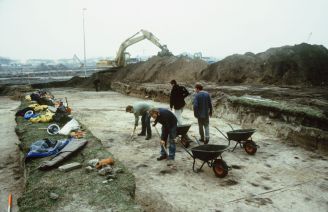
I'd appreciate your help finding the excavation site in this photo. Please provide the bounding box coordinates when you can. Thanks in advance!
[0,1,327,211]
[1,42,328,212]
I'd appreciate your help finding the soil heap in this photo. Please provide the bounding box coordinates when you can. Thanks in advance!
[31,43,328,90]
[112,56,208,83]
[200,43,328,86]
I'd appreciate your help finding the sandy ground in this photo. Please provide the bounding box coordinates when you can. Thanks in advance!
[47,88,328,212]
[0,97,23,212]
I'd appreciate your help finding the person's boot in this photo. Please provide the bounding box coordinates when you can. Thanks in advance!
[204,138,209,144]
[156,155,168,161]
[138,132,145,136]
[145,135,151,140]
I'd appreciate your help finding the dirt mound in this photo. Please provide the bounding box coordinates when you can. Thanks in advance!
[32,76,91,89]
[31,69,119,91]
[200,43,328,86]
[112,56,208,83]
[0,85,34,100]
[27,44,328,90]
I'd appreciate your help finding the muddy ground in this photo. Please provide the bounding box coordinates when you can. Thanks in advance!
[0,97,23,212]
[47,88,328,212]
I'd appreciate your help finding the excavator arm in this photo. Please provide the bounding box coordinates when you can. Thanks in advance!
[115,29,172,67]
[73,54,84,68]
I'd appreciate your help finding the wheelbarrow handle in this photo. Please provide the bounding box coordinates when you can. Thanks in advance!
[213,126,229,140]
[227,123,234,131]
[178,138,194,158]
[190,135,201,146]
[213,126,232,147]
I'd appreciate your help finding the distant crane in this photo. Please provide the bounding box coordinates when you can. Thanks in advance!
[72,54,84,68]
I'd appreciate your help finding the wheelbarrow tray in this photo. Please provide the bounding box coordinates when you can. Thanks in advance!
[227,129,255,141]
[176,124,191,136]
[191,144,229,162]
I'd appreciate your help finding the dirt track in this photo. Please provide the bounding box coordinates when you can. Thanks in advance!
[0,97,23,212]
[50,88,328,212]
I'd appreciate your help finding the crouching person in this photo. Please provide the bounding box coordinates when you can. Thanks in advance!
[149,108,177,161]
[126,102,153,140]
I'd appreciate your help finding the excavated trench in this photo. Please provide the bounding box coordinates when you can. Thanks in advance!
[110,81,328,153]
[50,88,328,212]
[2,84,327,211]
[2,43,328,210]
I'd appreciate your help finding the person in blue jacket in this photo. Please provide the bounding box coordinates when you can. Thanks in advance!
[193,82,213,144]
[149,108,177,161]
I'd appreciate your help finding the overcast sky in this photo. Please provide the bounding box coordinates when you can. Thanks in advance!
[0,0,327,60]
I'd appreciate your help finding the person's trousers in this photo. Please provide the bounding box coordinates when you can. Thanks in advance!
[95,85,99,92]
[174,108,183,126]
[198,117,209,142]
[160,125,177,160]
[140,113,151,136]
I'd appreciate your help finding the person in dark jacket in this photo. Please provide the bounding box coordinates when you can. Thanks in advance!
[193,83,213,144]
[149,108,177,161]
[93,78,100,92]
[170,80,189,126]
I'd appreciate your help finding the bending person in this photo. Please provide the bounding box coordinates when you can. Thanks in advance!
[126,102,153,140]
[149,108,177,161]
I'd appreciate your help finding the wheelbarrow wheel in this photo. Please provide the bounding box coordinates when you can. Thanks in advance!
[213,159,228,178]
[244,140,257,155]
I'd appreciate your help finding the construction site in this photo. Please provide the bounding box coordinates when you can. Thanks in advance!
[0,1,328,212]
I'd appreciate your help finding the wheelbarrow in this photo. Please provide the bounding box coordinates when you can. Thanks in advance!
[176,124,193,148]
[214,124,259,155]
[179,137,230,178]
[153,124,193,148]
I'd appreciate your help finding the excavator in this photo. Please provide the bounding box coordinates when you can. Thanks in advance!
[97,29,172,68]
[72,54,84,68]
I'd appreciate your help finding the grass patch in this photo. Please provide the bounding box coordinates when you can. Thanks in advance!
[16,100,140,211]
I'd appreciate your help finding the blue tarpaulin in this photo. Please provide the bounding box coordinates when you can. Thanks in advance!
[27,138,70,158]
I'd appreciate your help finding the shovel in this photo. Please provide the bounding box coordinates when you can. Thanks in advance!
[154,125,169,155]
[129,126,136,141]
